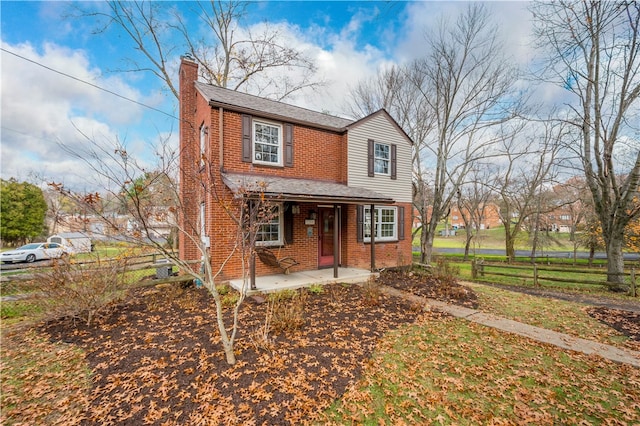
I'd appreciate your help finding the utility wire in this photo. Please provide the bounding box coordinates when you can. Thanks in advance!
[1,47,178,120]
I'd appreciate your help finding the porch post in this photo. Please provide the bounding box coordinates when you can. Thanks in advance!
[333,205,340,278]
[370,204,375,272]
[250,252,256,290]
[250,200,256,290]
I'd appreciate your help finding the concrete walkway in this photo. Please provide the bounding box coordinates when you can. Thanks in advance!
[229,267,375,294]
[382,286,640,368]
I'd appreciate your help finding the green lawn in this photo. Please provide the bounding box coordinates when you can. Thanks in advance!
[466,282,633,349]
[320,313,640,425]
[415,226,579,251]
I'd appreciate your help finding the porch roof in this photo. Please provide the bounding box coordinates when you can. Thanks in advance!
[221,172,395,204]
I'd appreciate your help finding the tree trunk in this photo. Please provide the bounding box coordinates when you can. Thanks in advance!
[421,226,435,264]
[463,229,472,261]
[605,236,627,292]
[530,228,538,262]
[505,232,516,264]
[222,341,237,365]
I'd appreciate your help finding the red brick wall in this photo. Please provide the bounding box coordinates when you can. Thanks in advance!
[219,111,347,182]
[180,58,413,280]
[206,201,413,281]
[342,203,413,270]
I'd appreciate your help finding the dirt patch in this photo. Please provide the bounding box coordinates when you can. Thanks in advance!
[586,307,640,342]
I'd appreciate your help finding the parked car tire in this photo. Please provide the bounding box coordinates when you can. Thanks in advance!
[26,254,36,263]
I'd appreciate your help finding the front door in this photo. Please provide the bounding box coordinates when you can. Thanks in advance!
[318,208,335,268]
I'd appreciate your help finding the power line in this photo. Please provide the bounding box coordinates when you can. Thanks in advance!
[1,47,178,120]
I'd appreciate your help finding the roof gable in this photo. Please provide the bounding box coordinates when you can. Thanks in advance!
[347,109,414,146]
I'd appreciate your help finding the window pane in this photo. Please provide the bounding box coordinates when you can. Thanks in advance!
[256,205,281,244]
[254,122,281,164]
[363,207,396,241]
[374,143,390,174]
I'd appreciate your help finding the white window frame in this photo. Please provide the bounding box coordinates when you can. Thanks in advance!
[364,206,397,242]
[200,124,207,167]
[253,119,283,166]
[200,202,210,248]
[374,142,390,175]
[256,204,283,246]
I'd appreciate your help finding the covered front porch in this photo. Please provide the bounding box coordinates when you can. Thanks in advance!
[222,172,397,290]
[228,267,375,294]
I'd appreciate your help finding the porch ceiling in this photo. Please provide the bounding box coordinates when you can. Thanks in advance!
[221,172,395,205]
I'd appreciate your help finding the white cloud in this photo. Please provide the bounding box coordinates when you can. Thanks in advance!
[0,41,152,190]
[242,16,395,118]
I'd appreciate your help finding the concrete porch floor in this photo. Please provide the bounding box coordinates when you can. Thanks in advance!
[229,267,376,294]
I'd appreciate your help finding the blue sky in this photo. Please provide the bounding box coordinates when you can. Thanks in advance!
[1,1,535,191]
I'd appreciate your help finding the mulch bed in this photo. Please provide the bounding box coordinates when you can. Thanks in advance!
[586,307,640,342]
[377,269,479,309]
[41,276,430,425]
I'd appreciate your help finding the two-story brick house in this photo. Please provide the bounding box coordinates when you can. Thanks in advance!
[179,56,413,287]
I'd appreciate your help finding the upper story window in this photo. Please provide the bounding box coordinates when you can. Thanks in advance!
[367,139,396,179]
[243,115,293,167]
[374,142,390,175]
[253,120,282,166]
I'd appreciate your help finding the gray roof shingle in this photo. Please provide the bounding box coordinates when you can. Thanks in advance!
[222,173,394,204]
[195,82,354,131]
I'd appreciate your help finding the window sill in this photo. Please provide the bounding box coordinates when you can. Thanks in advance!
[256,242,284,248]
[363,239,398,244]
[252,162,284,169]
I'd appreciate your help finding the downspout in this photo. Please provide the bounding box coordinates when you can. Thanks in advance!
[333,205,340,278]
[370,204,376,271]
[219,107,224,171]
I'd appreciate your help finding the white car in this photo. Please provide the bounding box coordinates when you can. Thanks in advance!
[1,242,67,263]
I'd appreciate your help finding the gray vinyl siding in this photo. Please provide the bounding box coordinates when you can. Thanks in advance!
[347,114,412,203]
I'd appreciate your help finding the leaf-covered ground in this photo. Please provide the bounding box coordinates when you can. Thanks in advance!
[377,269,479,308]
[2,270,639,425]
[31,280,424,425]
[465,281,640,349]
[587,307,640,343]
[321,312,640,425]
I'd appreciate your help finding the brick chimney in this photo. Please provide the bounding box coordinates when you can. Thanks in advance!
[178,56,200,261]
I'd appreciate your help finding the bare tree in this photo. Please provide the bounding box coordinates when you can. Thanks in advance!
[74,1,322,101]
[53,131,274,365]
[527,186,563,259]
[456,166,495,260]
[551,177,593,264]
[346,4,523,265]
[492,120,564,262]
[532,0,640,289]
[409,3,523,264]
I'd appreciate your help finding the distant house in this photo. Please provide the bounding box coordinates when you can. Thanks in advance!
[47,232,92,253]
[178,56,414,285]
